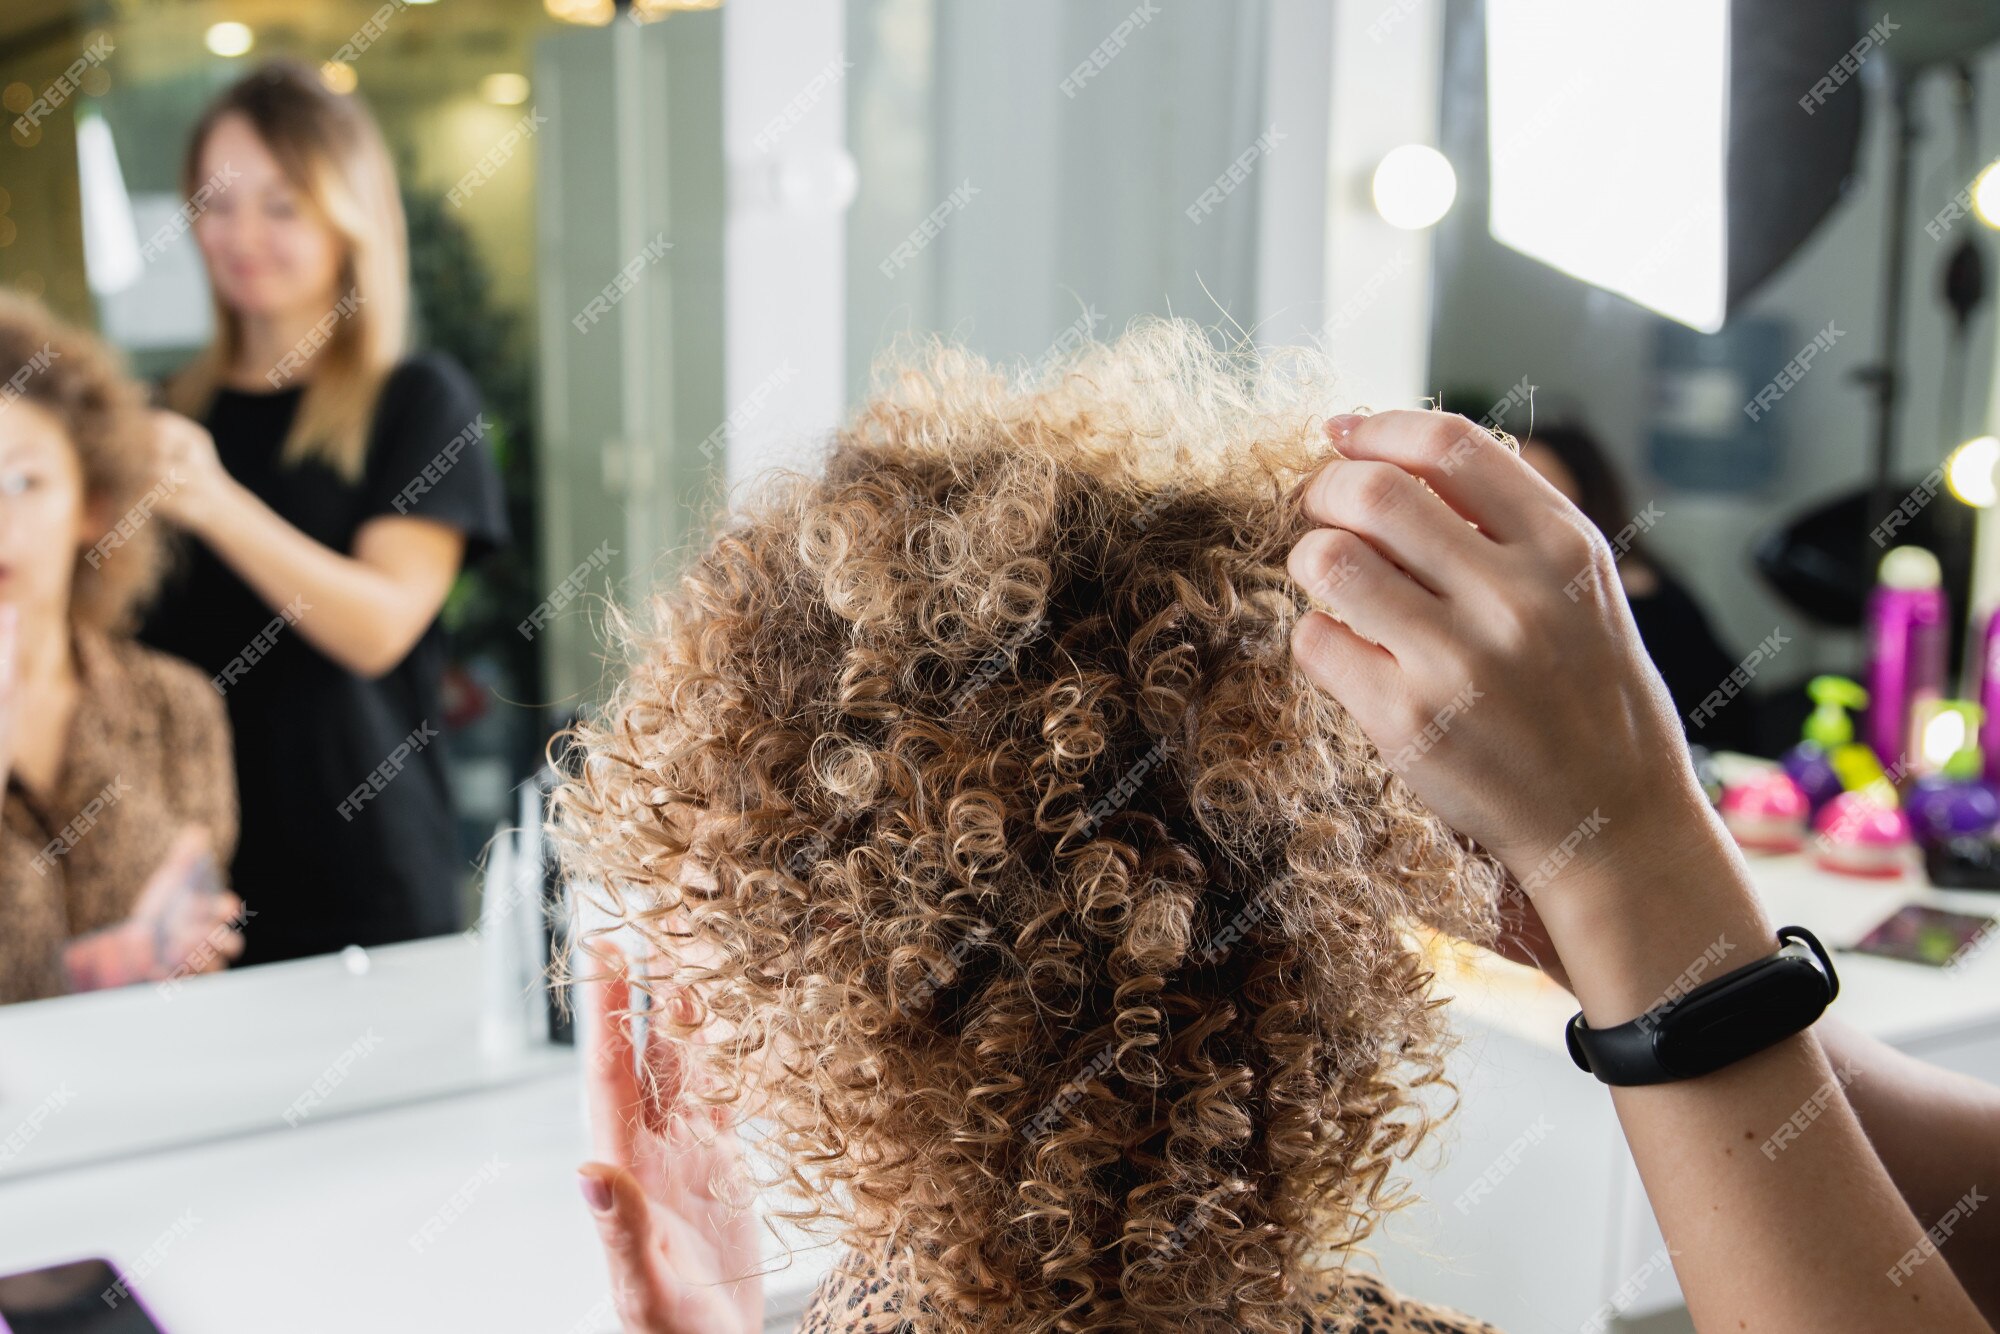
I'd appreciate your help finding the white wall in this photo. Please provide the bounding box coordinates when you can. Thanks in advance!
[1321,0,1443,412]
[722,0,851,491]
[843,0,1351,394]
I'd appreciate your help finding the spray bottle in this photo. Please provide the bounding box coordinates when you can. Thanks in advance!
[1867,547,1948,772]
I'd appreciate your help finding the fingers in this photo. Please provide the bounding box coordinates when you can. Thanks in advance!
[1290,607,1398,699]
[661,1099,746,1213]
[212,892,247,961]
[148,410,188,457]
[187,937,237,972]
[163,826,211,872]
[1300,455,1493,594]
[1287,527,1444,658]
[131,830,210,919]
[580,1161,747,1334]
[584,952,644,1166]
[146,412,205,487]
[579,1162,674,1332]
[184,890,246,971]
[1289,610,1417,758]
[1327,409,1563,545]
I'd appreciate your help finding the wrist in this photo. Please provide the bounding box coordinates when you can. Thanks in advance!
[186,472,247,540]
[1516,770,1727,917]
[1529,802,1775,1029]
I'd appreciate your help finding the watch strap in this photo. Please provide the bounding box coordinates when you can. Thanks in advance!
[1565,925,1839,1086]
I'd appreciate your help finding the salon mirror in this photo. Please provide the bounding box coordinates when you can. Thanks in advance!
[0,0,1994,1268]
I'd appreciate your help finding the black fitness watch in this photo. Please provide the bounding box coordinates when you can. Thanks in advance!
[1565,925,1840,1086]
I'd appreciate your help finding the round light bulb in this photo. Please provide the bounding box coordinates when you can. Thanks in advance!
[1946,434,2000,508]
[320,60,358,95]
[1923,708,1969,770]
[1371,144,1457,230]
[480,73,531,106]
[1974,161,2000,232]
[205,22,255,58]
[545,0,614,25]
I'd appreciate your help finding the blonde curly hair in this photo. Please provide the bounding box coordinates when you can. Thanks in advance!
[555,320,1506,1332]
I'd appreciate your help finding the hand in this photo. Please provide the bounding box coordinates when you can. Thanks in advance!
[1286,410,1721,916]
[1287,415,1999,1334]
[61,828,244,992]
[147,409,233,535]
[128,827,245,976]
[577,951,762,1334]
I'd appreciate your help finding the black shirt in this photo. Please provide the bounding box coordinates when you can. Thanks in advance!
[140,352,509,965]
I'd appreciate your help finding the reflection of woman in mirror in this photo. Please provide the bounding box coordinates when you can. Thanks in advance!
[140,61,508,966]
[1520,425,1754,752]
[0,294,245,1005]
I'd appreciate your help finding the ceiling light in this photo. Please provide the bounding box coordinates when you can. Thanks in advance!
[204,22,254,58]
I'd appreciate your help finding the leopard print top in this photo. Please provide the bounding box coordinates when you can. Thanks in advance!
[0,630,237,1004]
[796,1253,1504,1333]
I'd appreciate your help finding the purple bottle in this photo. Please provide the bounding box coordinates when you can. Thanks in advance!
[1906,773,2000,846]
[1867,547,1947,771]
[1982,606,2000,788]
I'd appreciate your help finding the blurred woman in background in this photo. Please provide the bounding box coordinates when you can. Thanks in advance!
[1520,424,1753,752]
[0,293,242,1004]
[141,61,508,965]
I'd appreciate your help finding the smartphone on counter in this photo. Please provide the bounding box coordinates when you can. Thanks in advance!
[0,1259,167,1334]
[1847,903,1997,968]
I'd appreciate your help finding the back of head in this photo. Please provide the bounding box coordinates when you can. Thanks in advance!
[557,320,1503,1332]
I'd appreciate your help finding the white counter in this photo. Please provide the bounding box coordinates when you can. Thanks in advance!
[0,1063,840,1333]
[0,935,839,1332]
[0,935,574,1183]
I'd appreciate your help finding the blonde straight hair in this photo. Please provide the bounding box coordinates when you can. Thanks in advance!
[167,60,408,481]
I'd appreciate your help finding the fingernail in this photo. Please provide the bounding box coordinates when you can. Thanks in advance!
[1326,413,1364,439]
[578,1171,614,1215]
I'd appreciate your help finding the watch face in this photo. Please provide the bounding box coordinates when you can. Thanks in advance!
[1652,958,1829,1078]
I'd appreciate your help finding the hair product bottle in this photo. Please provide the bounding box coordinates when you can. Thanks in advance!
[1979,607,2000,788]
[1867,547,1948,772]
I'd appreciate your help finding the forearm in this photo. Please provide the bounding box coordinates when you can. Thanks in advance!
[196,479,430,677]
[1819,1017,2000,1323]
[1538,799,1990,1333]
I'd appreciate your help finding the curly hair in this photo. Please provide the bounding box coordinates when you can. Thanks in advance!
[555,320,1506,1332]
[0,290,166,633]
